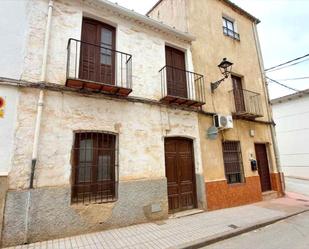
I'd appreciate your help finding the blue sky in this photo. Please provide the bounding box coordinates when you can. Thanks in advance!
[115,0,309,99]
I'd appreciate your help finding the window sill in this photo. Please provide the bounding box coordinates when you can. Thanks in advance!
[223,33,240,41]
[227,182,246,187]
[71,198,118,206]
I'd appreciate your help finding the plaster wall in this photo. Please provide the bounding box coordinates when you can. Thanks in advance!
[199,115,276,181]
[272,97,309,178]
[3,85,205,245]
[9,88,203,190]
[147,0,188,32]
[148,0,278,183]
[187,0,268,120]
[149,0,269,121]
[0,0,28,80]
[21,0,194,100]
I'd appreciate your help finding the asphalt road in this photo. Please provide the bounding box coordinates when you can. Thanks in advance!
[285,177,309,196]
[202,211,309,249]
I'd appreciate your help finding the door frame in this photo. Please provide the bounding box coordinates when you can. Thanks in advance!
[164,136,198,213]
[254,142,272,192]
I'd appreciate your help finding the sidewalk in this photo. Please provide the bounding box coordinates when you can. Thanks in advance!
[5,193,309,249]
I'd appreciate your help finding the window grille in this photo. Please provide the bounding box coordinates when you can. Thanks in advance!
[71,132,118,204]
[222,17,240,40]
[222,141,244,184]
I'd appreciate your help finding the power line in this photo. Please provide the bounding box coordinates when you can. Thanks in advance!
[266,57,309,73]
[265,53,309,72]
[266,76,299,92]
[278,76,309,81]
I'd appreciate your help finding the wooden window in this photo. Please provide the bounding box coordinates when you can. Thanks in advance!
[222,141,244,184]
[222,17,240,40]
[71,132,118,204]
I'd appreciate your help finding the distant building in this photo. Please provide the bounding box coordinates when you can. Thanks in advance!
[271,89,309,179]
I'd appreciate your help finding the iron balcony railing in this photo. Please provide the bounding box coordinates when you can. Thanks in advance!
[159,65,206,105]
[66,38,132,90]
[229,88,263,118]
[223,27,240,40]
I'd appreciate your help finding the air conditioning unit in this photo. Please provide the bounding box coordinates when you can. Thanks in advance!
[213,114,233,129]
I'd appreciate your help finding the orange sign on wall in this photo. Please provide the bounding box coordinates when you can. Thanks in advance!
[0,97,5,118]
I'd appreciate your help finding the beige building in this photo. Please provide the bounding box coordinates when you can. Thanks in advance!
[0,0,283,247]
[148,0,283,210]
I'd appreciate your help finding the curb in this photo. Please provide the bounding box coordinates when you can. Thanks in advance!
[174,209,309,249]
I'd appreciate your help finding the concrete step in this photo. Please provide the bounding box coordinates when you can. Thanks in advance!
[168,209,204,219]
[262,190,278,201]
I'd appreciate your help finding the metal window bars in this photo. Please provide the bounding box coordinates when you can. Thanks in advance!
[222,141,244,184]
[223,27,240,40]
[71,132,119,204]
[229,88,264,118]
[159,65,206,107]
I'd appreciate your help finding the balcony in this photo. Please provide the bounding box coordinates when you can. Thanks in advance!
[229,88,263,119]
[66,38,132,96]
[159,66,205,108]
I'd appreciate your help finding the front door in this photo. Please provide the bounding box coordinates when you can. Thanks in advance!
[164,137,197,213]
[80,18,116,85]
[232,75,246,113]
[165,46,187,98]
[255,143,272,192]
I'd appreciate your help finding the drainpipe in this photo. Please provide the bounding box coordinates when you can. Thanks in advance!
[30,0,53,188]
[252,21,284,193]
[24,0,54,244]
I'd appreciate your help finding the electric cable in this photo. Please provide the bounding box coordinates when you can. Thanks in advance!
[265,53,309,72]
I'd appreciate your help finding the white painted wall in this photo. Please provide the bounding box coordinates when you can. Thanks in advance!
[0,86,19,175]
[272,96,309,179]
[9,88,203,190]
[0,0,29,80]
[21,0,194,101]
[3,0,204,191]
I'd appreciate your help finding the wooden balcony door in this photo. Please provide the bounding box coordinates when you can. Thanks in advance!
[164,137,197,213]
[255,143,272,192]
[232,75,246,113]
[79,18,116,85]
[165,46,187,98]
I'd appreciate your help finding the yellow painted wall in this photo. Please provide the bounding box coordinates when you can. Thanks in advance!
[199,115,277,181]
[149,0,278,182]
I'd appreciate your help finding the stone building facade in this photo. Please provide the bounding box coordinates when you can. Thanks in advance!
[0,0,283,246]
[148,0,284,210]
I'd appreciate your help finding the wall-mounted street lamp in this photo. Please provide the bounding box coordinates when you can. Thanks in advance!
[211,58,233,93]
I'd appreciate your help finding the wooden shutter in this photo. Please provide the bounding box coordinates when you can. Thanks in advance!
[79,18,116,85]
[232,76,246,113]
[165,46,187,98]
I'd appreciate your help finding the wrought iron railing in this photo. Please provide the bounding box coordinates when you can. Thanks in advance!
[229,88,263,118]
[159,65,206,104]
[223,27,240,40]
[66,38,132,89]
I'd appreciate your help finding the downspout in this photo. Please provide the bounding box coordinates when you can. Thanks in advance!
[24,0,53,244]
[252,21,284,193]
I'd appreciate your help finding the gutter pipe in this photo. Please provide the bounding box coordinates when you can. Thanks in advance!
[24,0,53,244]
[252,21,284,193]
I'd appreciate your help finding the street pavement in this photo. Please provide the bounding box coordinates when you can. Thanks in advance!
[4,193,309,249]
[202,211,309,249]
[285,176,309,196]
